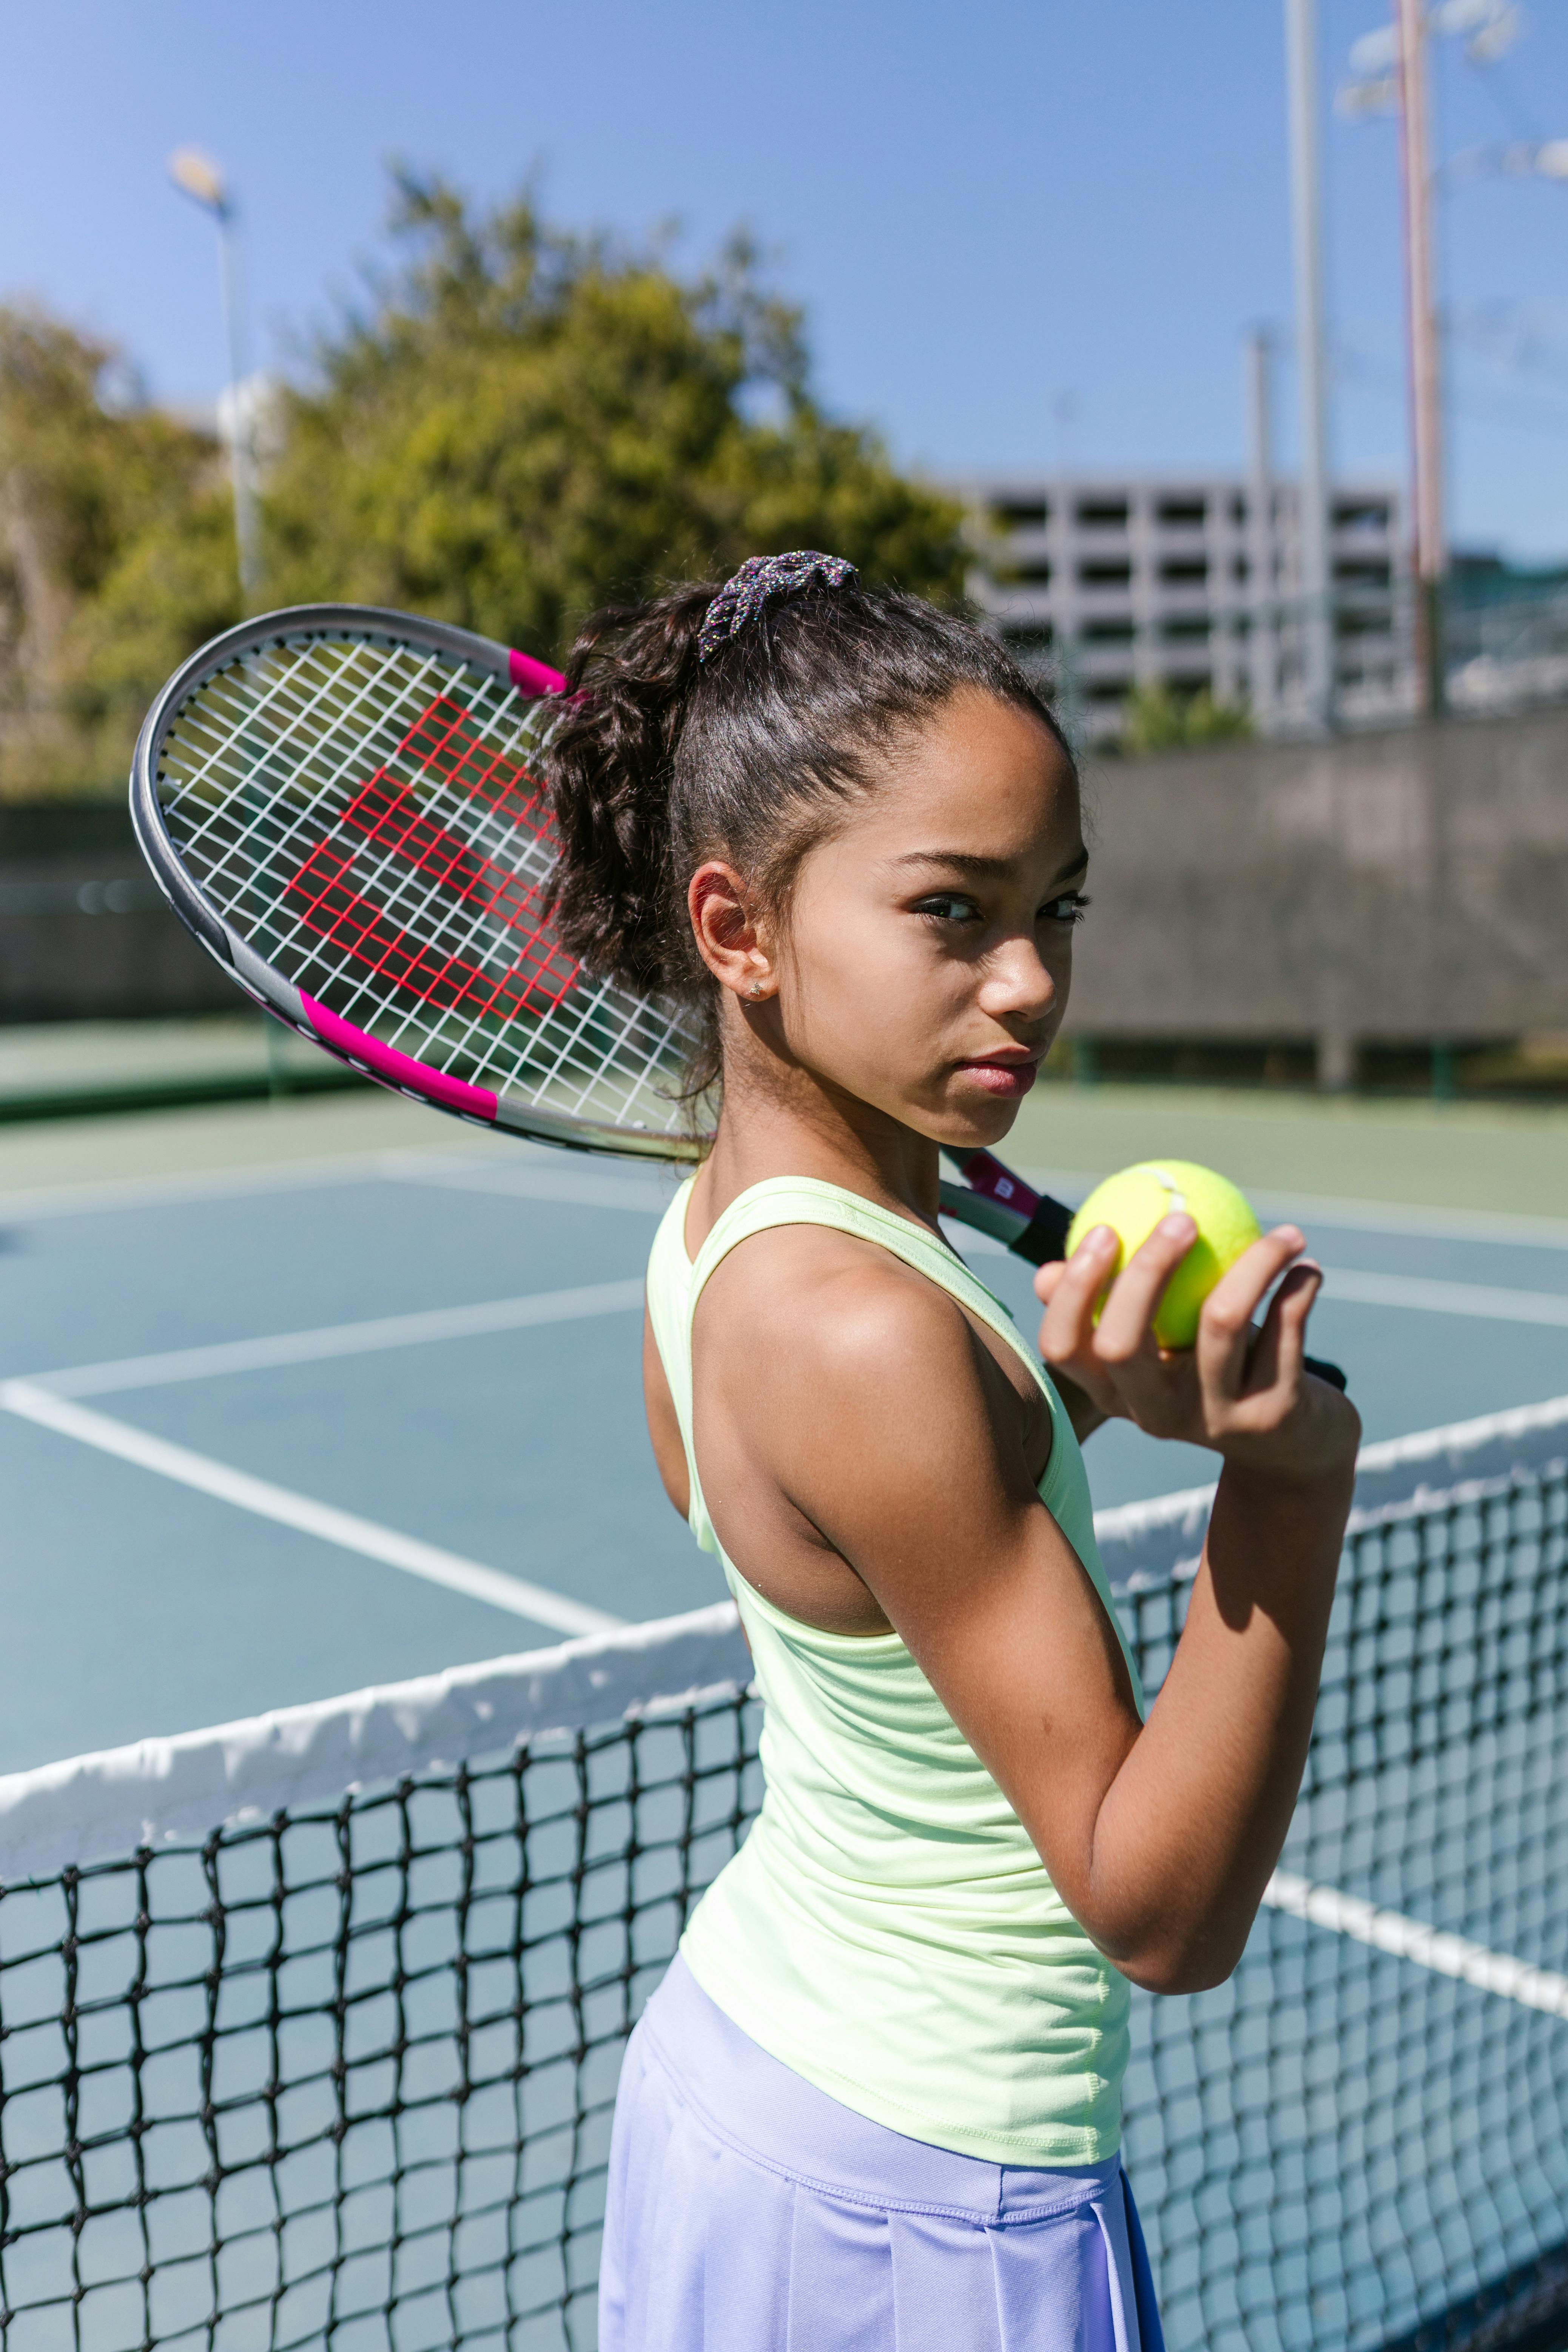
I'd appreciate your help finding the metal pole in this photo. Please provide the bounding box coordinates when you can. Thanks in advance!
[1284,0,1335,732]
[1395,0,1446,716]
[214,210,261,610]
[1245,328,1277,730]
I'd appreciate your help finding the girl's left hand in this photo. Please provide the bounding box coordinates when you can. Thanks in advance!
[1034,1214,1356,1482]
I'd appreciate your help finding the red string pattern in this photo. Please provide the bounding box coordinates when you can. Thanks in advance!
[283,697,579,1024]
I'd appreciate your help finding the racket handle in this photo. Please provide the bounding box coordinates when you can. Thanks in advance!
[1006,1192,1075,1265]
[939,1149,1076,1263]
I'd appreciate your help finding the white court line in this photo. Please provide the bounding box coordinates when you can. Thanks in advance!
[0,1381,620,1638]
[1264,1871,1568,2019]
[1320,1265,1568,1327]
[0,1141,574,1225]
[6,1138,1567,1251]
[379,1154,673,1215]
[9,1134,1568,1251]
[13,1242,1558,1422]
[1022,1168,1568,1253]
[0,1150,404,1225]
[20,1279,646,1400]
[955,1245,1566,1309]
[1254,1191,1568,1251]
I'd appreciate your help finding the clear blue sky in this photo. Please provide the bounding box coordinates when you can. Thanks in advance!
[5,0,1566,556]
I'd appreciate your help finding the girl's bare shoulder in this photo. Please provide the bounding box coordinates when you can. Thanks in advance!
[694,1218,995,1412]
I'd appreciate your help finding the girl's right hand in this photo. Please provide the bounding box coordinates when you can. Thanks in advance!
[1035,1215,1360,1484]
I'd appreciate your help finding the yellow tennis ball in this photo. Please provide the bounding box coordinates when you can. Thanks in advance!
[1065,1160,1263,1349]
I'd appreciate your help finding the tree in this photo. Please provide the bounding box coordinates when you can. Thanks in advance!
[264,176,965,659]
[1119,679,1252,758]
[0,307,235,796]
[0,179,966,796]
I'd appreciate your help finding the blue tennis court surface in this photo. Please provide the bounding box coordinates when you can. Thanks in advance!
[1,1127,1565,1775]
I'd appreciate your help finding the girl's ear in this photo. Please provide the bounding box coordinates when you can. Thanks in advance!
[688,861,778,1003]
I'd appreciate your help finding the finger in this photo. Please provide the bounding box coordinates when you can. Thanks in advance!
[1193,1227,1306,1397]
[1038,1226,1122,1394]
[1204,1226,1306,1330]
[1032,1259,1070,1307]
[1242,1260,1321,1399]
[1093,1213,1197,1364]
[1038,1229,1119,1380]
[1038,1225,1118,1333]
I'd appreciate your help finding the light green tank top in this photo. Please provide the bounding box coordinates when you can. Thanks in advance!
[646,1174,1145,2167]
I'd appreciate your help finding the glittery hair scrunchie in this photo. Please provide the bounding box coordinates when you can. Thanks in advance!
[697,550,858,663]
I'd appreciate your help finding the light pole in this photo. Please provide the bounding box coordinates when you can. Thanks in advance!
[1245,327,1278,730]
[1394,0,1446,716]
[168,148,262,610]
[1284,0,1336,733]
[1337,0,1539,720]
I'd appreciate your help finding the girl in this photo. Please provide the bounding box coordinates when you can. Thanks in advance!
[544,553,1360,2352]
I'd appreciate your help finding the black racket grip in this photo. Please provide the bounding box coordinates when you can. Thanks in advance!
[1005,1193,1349,1393]
[1005,1192,1076,1266]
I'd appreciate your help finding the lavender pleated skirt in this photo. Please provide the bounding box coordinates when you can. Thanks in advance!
[600,1956,1164,2352]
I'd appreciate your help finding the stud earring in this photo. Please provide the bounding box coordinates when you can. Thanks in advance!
[748,981,765,999]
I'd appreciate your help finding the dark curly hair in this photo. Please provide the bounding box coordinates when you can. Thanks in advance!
[543,571,1073,1099]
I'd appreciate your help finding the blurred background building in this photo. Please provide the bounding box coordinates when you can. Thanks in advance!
[959,472,1408,742]
[962,472,1568,750]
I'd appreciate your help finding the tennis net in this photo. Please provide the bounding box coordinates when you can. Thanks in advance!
[0,1395,1563,2352]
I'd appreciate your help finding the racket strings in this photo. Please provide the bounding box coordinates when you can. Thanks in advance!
[156,632,700,1136]
[282,697,580,1029]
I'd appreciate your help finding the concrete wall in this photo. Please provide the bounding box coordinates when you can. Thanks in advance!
[1070,702,1568,1070]
[3,702,1566,1046]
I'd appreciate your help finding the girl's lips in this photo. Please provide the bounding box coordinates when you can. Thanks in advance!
[954,1056,1041,1098]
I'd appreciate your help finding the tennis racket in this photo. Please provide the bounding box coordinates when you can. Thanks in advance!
[129,602,1345,1385]
[129,603,1072,1256]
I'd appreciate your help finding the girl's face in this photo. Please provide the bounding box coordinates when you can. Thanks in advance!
[770,687,1086,1149]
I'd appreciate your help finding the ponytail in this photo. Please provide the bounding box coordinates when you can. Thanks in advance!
[543,581,715,998]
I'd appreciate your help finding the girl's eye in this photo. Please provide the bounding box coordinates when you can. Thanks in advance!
[1040,891,1092,926]
[915,894,982,925]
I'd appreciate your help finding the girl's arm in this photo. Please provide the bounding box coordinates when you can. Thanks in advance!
[700,1216,1357,1996]
[1027,1216,1359,1985]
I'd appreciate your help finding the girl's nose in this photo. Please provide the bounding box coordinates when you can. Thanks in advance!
[977,941,1058,1022]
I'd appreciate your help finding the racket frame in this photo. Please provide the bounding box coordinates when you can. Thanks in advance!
[130,603,698,1162]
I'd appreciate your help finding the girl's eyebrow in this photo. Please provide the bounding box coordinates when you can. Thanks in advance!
[893,848,1090,885]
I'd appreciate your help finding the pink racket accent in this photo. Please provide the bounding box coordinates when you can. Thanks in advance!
[508,649,569,697]
[300,994,500,1120]
[954,1149,1041,1217]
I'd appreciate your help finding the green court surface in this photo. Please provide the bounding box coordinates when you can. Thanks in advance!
[1009,1079,1568,1222]
[0,1012,349,1121]
[1,1066,1563,1218]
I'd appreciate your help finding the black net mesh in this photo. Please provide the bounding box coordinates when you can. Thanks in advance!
[0,1705,759,2352]
[1121,1452,1568,2352]
[0,1447,1563,2352]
